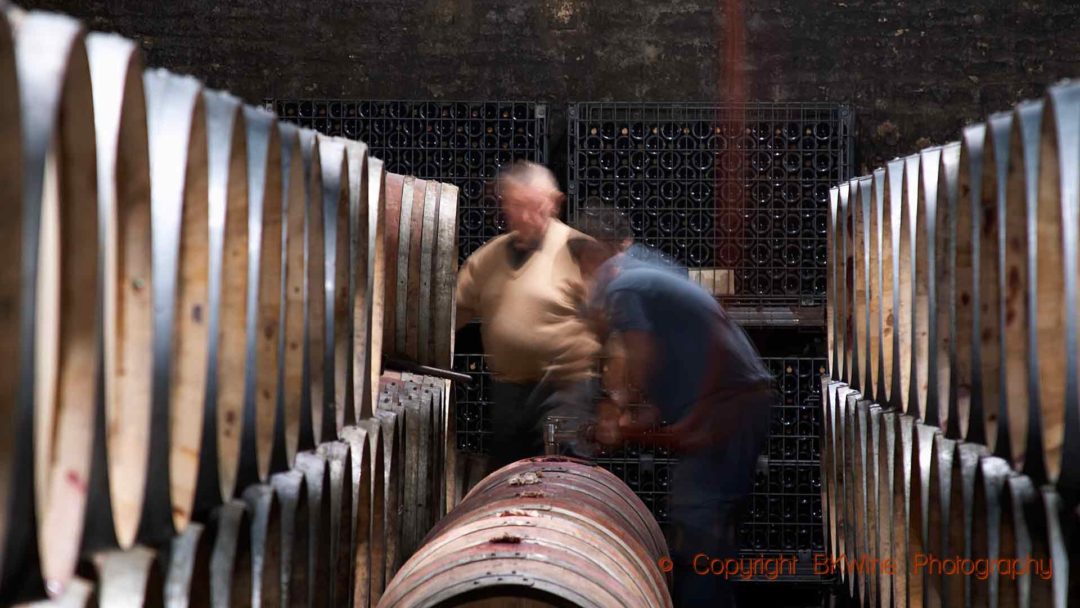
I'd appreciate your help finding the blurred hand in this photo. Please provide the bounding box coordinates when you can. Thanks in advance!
[622,404,661,432]
[594,397,623,446]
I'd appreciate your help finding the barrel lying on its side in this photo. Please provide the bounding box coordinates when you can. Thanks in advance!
[379,457,672,608]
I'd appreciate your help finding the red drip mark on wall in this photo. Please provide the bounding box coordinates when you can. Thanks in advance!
[714,0,748,255]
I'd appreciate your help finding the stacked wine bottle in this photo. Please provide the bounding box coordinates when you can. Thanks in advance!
[568,102,852,308]
[267,99,549,262]
[737,357,829,575]
[452,353,494,454]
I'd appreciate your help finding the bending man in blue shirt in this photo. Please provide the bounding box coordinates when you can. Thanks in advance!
[573,209,776,607]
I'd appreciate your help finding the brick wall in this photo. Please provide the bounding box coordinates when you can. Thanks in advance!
[21,0,1080,175]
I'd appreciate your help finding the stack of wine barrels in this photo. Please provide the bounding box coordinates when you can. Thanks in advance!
[0,6,462,607]
[823,81,1080,608]
[380,457,673,608]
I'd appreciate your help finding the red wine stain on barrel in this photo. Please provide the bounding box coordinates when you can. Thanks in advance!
[66,470,86,494]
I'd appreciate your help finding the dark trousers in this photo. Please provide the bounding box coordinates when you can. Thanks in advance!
[670,501,739,607]
[488,376,596,473]
[668,388,775,608]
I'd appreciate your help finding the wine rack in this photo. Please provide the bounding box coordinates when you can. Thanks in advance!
[264,99,549,262]
[735,356,829,581]
[453,353,494,454]
[567,102,853,310]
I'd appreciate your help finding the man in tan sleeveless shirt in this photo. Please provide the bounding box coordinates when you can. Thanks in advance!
[455,162,600,470]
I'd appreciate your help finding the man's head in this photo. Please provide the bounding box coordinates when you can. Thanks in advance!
[497,161,563,249]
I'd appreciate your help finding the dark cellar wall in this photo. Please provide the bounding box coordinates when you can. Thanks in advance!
[20,0,1080,178]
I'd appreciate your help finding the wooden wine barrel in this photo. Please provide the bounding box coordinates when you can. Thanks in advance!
[382,457,671,608]
[875,410,897,608]
[5,12,100,597]
[884,158,905,410]
[374,381,406,580]
[361,159,388,420]
[316,441,355,608]
[141,68,210,543]
[1039,487,1072,608]
[828,187,840,377]
[821,381,840,560]
[924,429,950,604]
[319,135,353,436]
[894,155,918,415]
[0,8,20,599]
[277,123,305,468]
[163,522,211,608]
[840,180,856,387]
[936,143,961,436]
[345,422,387,602]
[340,426,376,608]
[868,170,886,405]
[978,112,1014,459]
[381,176,457,368]
[881,160,898,408]
[953,125,986,444]
[890,414,915,608]
[432,183,459,370]
[269,470,309,608]
[208,500,254,607]
[834,387,849,585]
[1000,474,1052,608]
[1002,101,1042,476]
[840,391,856,596]
[380,375,428,561]
[402,179,427,361]
[944,442,988,608]
[422,377,450,519]
[298,129,326,449]
[926,432,956,608]
[907,422,938,608]
[82,32,153,552]
[852,398,873,606]
[842,390,860,597]
[402,375,439,546]
[91,546,165,607]
[913,147,941,424]
[241,107,284,484]
[294,451,332,608]
[971,455,1012,607]
[196,90,248,512]
[381,174,408,360]
[450,457,668,560]
[864,403,882,608]
[820,380,838,561]
[854,177,872,396]
[343,140,373,422]
[348,430,373,608]
[415,182,438,364]
[1034,81,1080,490]
[829,383,852,565]
[241,484,282,608]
